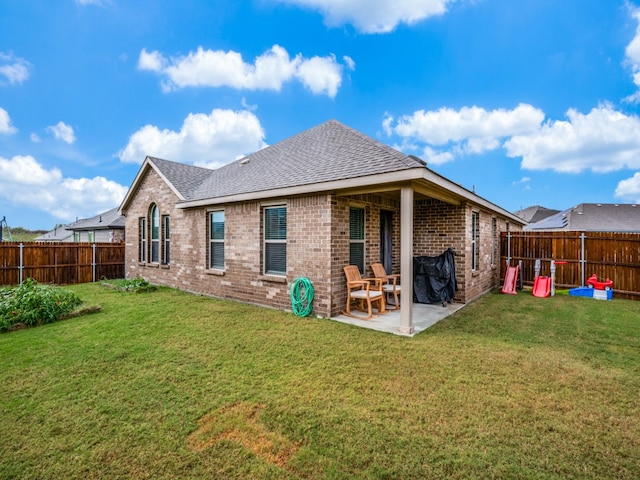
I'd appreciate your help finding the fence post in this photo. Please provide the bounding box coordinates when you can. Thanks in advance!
[92,243,96,283]
[506,232,512,268]
[580,233,586,287]
[19,243,23,285]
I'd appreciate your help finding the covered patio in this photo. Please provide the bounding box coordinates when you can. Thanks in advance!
[330,301,465,336]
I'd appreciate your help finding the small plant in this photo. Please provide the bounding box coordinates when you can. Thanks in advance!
[0,279,82,332]
[100,277,156,293]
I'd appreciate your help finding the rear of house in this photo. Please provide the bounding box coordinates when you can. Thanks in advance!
[120,120,524,331]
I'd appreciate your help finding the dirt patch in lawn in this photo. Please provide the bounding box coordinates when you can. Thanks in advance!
[186,402,300,468]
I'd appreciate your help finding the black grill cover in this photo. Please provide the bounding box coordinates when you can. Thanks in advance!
[413,248,458,305]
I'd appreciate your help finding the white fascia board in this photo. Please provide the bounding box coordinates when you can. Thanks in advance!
[175,165,525,225]
[420,169,526,224]
[119,157,185,214]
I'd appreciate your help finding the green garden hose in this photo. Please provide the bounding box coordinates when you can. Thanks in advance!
[290,277,314,317]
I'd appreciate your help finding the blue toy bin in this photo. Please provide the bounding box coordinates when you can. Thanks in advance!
[569,287,613,300]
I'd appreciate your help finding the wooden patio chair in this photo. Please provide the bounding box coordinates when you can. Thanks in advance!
[342,265,386,320]
[371,263,401,310]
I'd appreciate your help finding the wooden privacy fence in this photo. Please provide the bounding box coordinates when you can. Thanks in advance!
[0,242,125,286]
[501,231,640,301]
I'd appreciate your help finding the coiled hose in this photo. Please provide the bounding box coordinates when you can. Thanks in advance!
[290,277,314,317]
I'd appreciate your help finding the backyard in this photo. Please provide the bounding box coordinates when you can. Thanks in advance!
[1,283,639,479]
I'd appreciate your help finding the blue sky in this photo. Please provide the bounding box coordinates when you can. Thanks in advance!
[2,0,640,230]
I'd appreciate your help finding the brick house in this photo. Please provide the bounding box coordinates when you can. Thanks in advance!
[119,120,525,334]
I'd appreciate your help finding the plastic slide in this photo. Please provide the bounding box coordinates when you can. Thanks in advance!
[532,276,551,298]
[501,266,519,295]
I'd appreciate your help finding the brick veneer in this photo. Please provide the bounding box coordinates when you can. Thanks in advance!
[124,168,520,319]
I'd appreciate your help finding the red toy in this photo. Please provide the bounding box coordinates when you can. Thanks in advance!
[586,274,613,291]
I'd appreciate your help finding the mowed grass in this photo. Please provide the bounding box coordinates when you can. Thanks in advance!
[1,284,639,479]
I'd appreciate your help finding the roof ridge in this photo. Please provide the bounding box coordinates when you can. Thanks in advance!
[324,119,425,168]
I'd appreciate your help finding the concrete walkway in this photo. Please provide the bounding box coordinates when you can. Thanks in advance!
[330,302,465,337]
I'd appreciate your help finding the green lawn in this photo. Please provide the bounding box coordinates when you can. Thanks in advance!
[1,284,639,479]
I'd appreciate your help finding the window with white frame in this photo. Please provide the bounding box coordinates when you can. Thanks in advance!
[163,215,170,264]
[150,205,160,263]
[88,231,95,243]
[73,232,80,243]
[491,217,497,266]
[472,211,480,271]
[209,211,224,270]
[139,217,146,262]
[264,206,286,276]
[349,207,365,273]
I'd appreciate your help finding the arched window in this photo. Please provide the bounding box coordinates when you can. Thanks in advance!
[150,204,160,263]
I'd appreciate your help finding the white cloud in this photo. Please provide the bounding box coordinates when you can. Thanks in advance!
[0,52,30,85]
[421,145,454,165]
[512,176,531,185]
[30,133,41,143]
[0,155,127,222]
[138,45,346,97]
[295,54,342,97]
[505,104,640,173]
[117,108,267,168]
[138,48,165,72]
[615,172,640,202]
[624,5,640,102]
[46,121,76,144]
[343,55,356,70]
[275,0,456,33]
[0,107,17,134]
[386,103,544,158]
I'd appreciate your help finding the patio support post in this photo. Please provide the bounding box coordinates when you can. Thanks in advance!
[399,186,414,335]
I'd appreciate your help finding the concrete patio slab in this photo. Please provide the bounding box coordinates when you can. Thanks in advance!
[329,302,465,336]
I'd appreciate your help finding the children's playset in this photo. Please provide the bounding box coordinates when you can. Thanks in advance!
[500,259,613,300]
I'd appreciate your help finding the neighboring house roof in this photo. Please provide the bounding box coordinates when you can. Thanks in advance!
[35,207,124,242]
[514,205,561,223]
[526,203,640,232]
[35,226,74,242]
[120,119,526,225]
[68,207,125,231]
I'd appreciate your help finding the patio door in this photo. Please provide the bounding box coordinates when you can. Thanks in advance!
[380,210,393,273]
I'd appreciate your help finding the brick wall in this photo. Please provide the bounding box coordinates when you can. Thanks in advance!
[412,198,522,303]
[124,168,522,318]
[124,167,335,317]
[331,194,401,316]
[413,198,466,301]
[461,205,522,302]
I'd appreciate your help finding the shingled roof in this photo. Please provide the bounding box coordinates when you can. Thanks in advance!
[146,157,214,200]
[526,203,640,232]
[69,207,124,231]
[120,119,526,225]
[514,205,560,223]
[186,119,424,201]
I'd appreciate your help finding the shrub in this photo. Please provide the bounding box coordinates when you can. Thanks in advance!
[0,279,82,332]
[100,277,156,292]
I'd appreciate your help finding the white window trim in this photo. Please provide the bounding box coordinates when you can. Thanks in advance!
[349,206,365,273]
[150,205,160,264]
[263,205,287,277]
[162,215,170,265]
[472,211,480,272]
[209,210,225,271]
[139,217,147,263]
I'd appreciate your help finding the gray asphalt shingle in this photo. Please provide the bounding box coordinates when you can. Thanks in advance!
[148,120,425,202]
[526,203,640,232]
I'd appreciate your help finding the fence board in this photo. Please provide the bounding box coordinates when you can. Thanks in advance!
[501,232,640,300]
[0,242,124,286]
